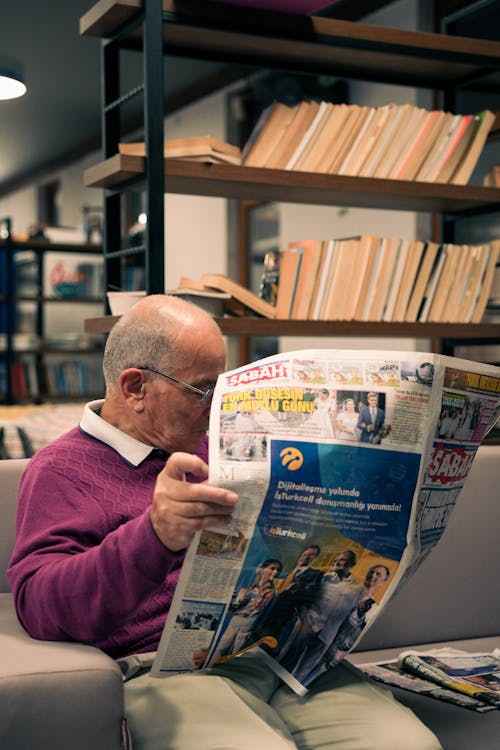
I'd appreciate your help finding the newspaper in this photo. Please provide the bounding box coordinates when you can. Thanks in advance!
[357,648,500,712]
[397,648,500,708]
[150,349,500,694]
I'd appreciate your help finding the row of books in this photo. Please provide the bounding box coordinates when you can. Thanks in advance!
[273,235,500,323]
[1,358,105,401]
[242,99,496,185]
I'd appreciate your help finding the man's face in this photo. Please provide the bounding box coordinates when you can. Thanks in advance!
[331,552,353,578]
[366,566,388,588]
[297,547,319,567]
[368,395,378,408]
[141,323,226,454]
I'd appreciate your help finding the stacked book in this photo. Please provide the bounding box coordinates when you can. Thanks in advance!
[242,100,496,185]
[118,136,242,165]
[170,275,277,319]
[272,236,500,323]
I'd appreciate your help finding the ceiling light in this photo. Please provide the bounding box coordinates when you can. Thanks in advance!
[0,71,26,100]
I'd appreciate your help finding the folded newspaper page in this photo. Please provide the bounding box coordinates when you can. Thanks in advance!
[357,657,497,713]
[151,349,500,694]
[397,648,500,708]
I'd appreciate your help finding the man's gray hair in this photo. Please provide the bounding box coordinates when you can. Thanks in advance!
[103,315,179,392]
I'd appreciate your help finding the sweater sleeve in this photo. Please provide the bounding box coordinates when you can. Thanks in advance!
[7,459,184,648]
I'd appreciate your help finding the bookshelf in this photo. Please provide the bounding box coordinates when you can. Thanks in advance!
[0,218,105,405]
[80,0,500,353]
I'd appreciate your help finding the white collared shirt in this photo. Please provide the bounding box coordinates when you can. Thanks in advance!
[80,399,159,467]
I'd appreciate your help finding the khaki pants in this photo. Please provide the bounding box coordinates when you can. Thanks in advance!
[122,651,442,750]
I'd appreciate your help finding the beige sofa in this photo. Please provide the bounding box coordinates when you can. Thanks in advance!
[0,459,124,750]
[1,448,499,749]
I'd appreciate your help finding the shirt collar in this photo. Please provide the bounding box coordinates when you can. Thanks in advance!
[80,399,160,467]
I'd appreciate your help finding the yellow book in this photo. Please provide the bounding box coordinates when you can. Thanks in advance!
[441,245,474,322]
[426,243,463,322]
[200,274,276,318]
[352,235,382,321]
[118,136,242,164]
[374,106,425,179]
[290,239,325,319]
[342,235,382,321]
[390,240,426,322]
[318,240,344,320]
[359,104,412,178]
[346,104,395,177]
[416,245,448,323]
[382,238,410,322]
[386,108,435,180]
[326,106,372,175]
[323,238,361,320]
[449,110,496,185]
[265,100,321,170]
[470,241,500,323]
[295,103,351,173]
[336,107,378,176]
[357,238,386,321]
[414,113,463,183]
[286,101,333,171]
[309,239,336,320]
[274,247,303,319]
[394,110,448,182]
[242,101,298,167]
[365,237,402,321]
[433,116,477,184]
[404,241,441,323]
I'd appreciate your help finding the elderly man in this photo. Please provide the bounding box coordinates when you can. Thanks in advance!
[8,295,441,750]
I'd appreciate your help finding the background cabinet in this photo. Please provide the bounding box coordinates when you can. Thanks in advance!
[80,0,500,357]
[0,218,105,404]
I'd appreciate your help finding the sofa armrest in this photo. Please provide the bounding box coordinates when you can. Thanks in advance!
[0,593,124,750]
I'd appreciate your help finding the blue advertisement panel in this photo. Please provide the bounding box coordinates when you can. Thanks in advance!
[255,439,420,563]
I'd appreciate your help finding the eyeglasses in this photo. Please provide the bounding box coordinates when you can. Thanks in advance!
[137,365,215,405]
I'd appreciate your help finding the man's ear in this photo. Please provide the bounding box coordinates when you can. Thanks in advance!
[120,368,145,405]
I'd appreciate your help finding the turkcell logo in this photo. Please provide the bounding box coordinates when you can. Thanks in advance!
[279,446,304,471]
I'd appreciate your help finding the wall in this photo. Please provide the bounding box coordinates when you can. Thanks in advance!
[163,91,228,289]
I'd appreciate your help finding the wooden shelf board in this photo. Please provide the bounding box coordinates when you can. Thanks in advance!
[84,314,500,339]
[84,155,500,214]
[80,0,141,38]
[80,0,500,89]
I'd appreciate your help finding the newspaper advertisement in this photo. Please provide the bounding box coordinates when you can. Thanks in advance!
[151,349,500,694]
[357,648,500,712]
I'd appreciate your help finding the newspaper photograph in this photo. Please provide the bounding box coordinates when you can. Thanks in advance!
[150,349,500,694]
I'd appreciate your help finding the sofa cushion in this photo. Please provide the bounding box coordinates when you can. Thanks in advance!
[0,593,124,750]
[0,458,28,593]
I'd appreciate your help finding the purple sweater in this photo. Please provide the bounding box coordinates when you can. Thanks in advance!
[7,427,208,659]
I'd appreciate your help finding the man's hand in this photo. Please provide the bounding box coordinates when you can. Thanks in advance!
[150,452,238,551]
